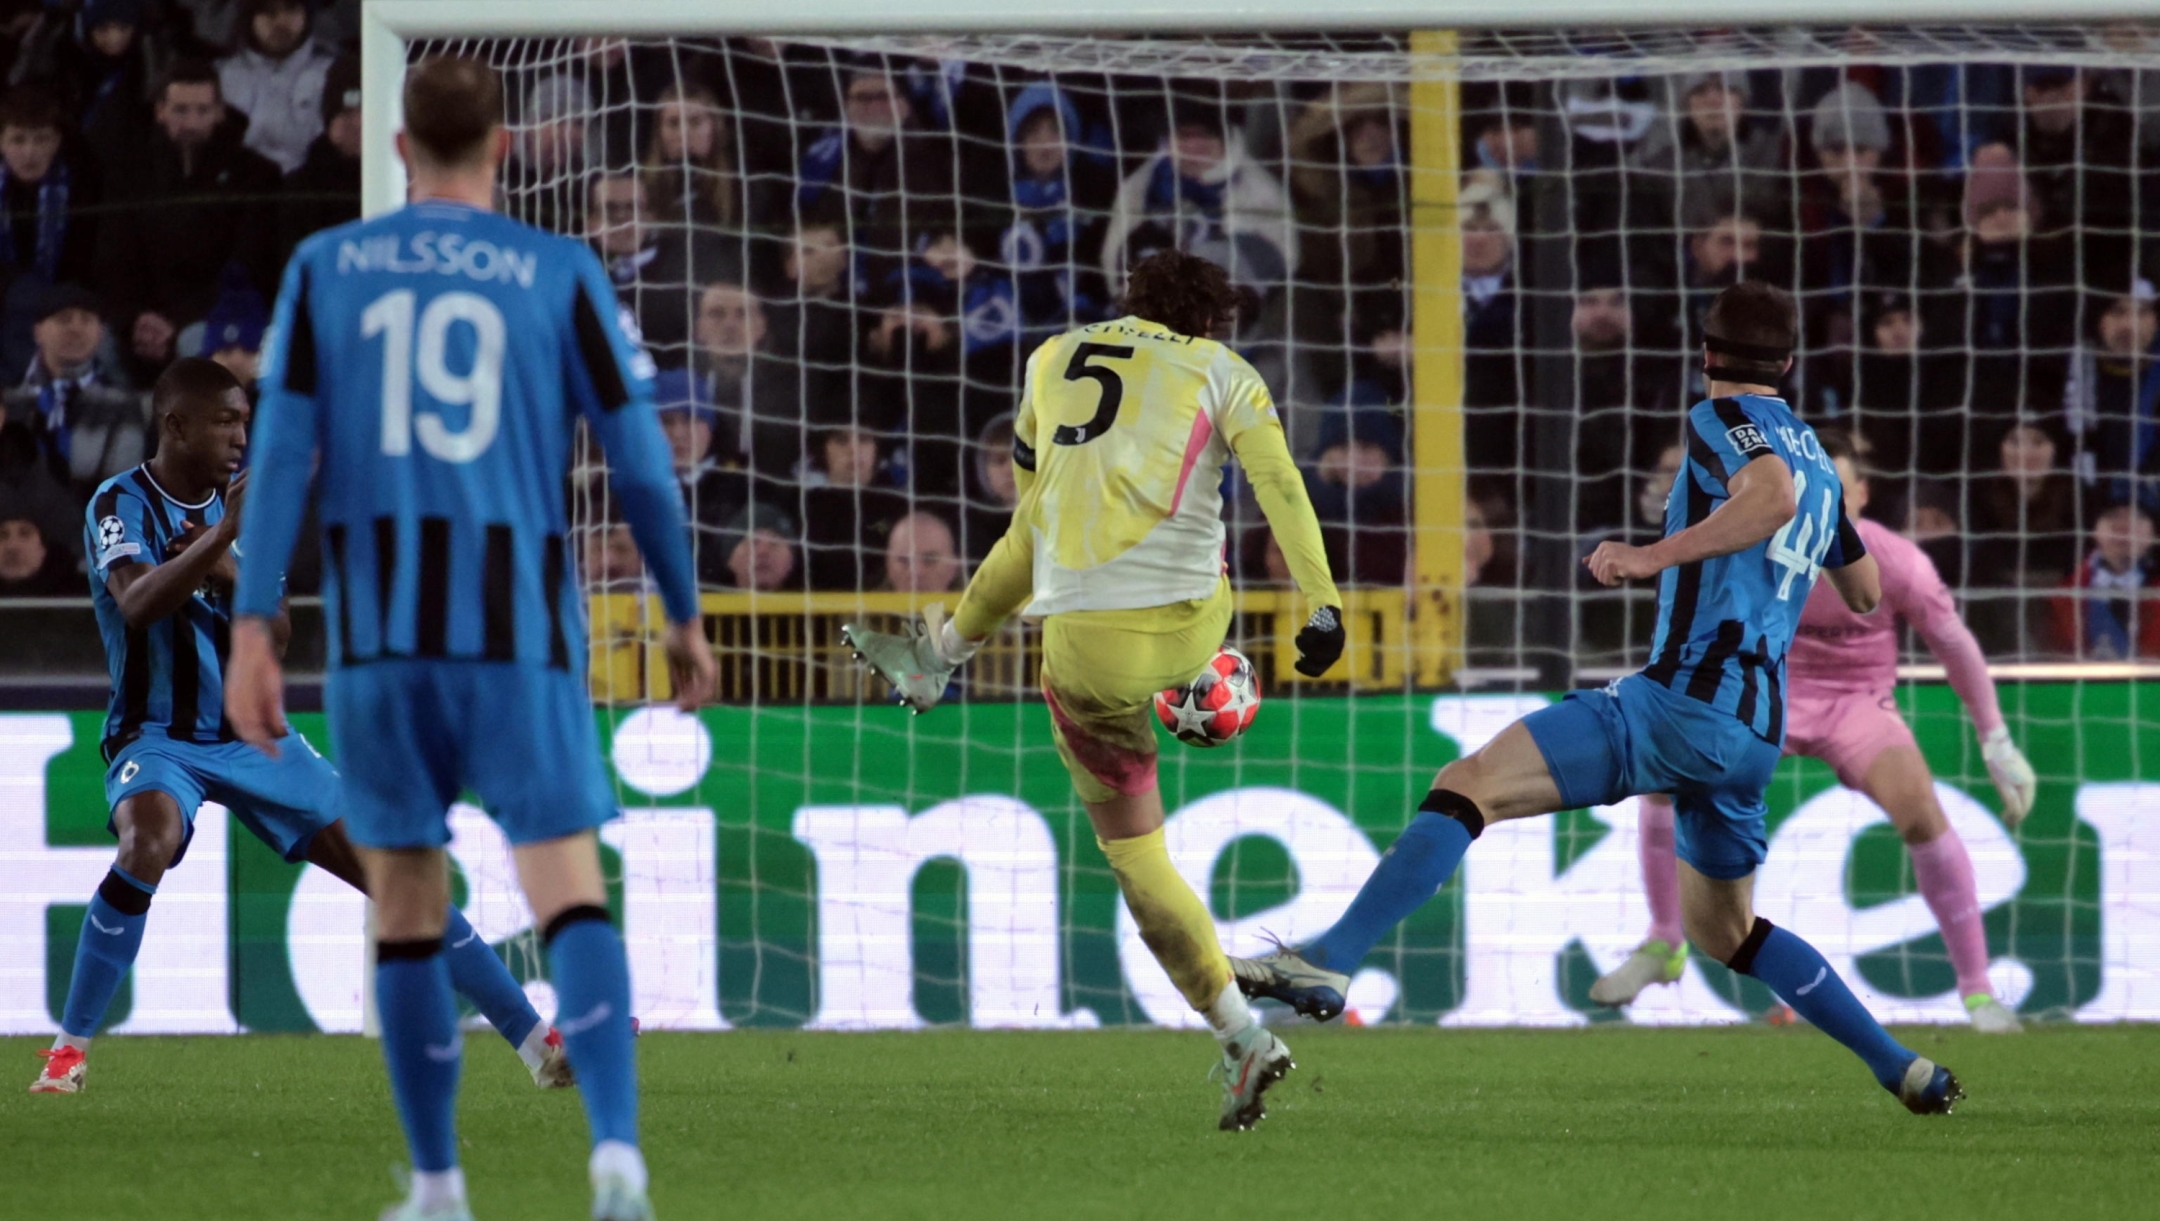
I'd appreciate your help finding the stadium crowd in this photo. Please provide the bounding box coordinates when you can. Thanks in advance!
[0,11,2155,666]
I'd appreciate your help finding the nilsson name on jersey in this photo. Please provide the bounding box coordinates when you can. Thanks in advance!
[335,232,539,287]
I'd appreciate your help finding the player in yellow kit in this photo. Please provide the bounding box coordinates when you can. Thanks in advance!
[845,249,1344,1131]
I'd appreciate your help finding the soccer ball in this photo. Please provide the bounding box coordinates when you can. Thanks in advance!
[1154,646,1261,748]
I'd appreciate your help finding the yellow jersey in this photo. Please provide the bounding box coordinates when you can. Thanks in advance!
[1012,315,1338,616]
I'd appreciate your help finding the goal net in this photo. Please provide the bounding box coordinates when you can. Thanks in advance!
[352,21,2160,1032]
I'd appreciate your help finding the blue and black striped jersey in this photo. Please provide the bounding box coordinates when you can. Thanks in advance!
[86,466,238,758]
[234,200,697,668]
[1641,393,1867,744]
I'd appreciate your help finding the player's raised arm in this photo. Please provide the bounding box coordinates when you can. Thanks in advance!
[1216,357,1345,676]
[564,248,714,708]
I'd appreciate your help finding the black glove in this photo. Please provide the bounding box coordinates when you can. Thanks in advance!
[1293,605,1346,677]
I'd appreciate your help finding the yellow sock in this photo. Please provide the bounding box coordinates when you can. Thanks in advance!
[1098,828,1231,1010]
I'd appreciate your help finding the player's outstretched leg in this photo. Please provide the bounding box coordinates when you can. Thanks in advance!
[31,794,183,1095]
[1855,747,2020,1034]
[1685,864,1962,1115]
[304,822,574,1083]
[1590,795,1689,1007]
[1233,719,1562,1020]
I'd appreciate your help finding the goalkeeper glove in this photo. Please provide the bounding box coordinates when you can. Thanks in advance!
[1293,606,1346,677]
[1981,725,2037,830]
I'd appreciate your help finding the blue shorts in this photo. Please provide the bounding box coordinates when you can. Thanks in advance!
[105,732,341,865]
[327,660,616,850]
[1521,673,1782,880]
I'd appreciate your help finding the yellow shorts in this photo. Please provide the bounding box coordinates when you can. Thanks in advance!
[1039,580,1232,804]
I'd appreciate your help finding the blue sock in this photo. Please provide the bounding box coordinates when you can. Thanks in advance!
[440,905,541,1050]
[375,940,462,1173]
[1305,796,1479,972]
[61,869,155,1038]
[1738,920,1915,1091]
[545,908,638,1148]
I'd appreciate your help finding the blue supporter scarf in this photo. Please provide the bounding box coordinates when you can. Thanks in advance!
[0,160,69,281]
[1145,157,1226,220]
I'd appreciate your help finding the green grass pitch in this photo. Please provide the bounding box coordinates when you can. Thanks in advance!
[4,1025,2157,1221]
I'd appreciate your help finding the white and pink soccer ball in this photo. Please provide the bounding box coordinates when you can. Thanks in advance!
[1154,646,1261,747]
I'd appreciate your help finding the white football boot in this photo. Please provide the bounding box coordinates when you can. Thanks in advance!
[1589,939,1689,1007]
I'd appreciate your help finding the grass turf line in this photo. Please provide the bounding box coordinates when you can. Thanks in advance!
[3,1025,2157,1221]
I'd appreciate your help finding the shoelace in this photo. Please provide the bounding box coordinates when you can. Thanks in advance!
[36,1047,82,1074]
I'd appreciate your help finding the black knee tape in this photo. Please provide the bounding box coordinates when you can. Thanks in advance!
[377,936,443,963]
[1725,916,1776,977]
[96,869,153,916]
[541,903,612,947]
[1419,787,1485,839]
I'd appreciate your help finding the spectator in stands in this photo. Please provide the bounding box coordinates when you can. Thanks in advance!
[1576,440,1685,587]
[1286,81,1403,292]
[580,518,643,593]
[1900,478,1966,587]
[961,412,1019,562]
[2015,66,2141,258]
[1954,141,2076,428]
[506,72,591,235]
[649,368,749,588]
[1566,261,1681,529]
[93,59,280,377]
[2,282,144,494]
[2050,501,2160,659]
[996,83,1113,344]
[193,274,266,394]
[10,0,165,171]
[796,61,956,275]
[1967,421,2085,651]
[1829,289,1967,477]
[719,502,801,592]
[1466,79,1538,184]
[0,402,79,560]
[695,278,814,480]
[278,53,357,259]
[1102,89,1296,289]
[1678,204,1773,366]
[1796,83,1959,421]
[589,170,737,365]
[1459,171,1527,438]
[882,509,963,594]
[2063,274,2160,489]
[1630,70,1787,225]
[799,423,905,590]
[642,81,760,233]
[766,218,858,405]
[215,0,334,174]
[0,84,96,288]
[1302,408,1406,585]
[0,499,72,593]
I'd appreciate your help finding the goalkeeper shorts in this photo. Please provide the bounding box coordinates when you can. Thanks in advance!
[1783,689,1913,789]
[1039,579,1232,804]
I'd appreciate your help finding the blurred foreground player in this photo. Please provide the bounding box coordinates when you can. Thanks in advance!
[226,59,715,1221]
[1592,427,2038,1032]
[1234,283,1970,1114]
[844,250,1346,1129]
[32,359,568,1096]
